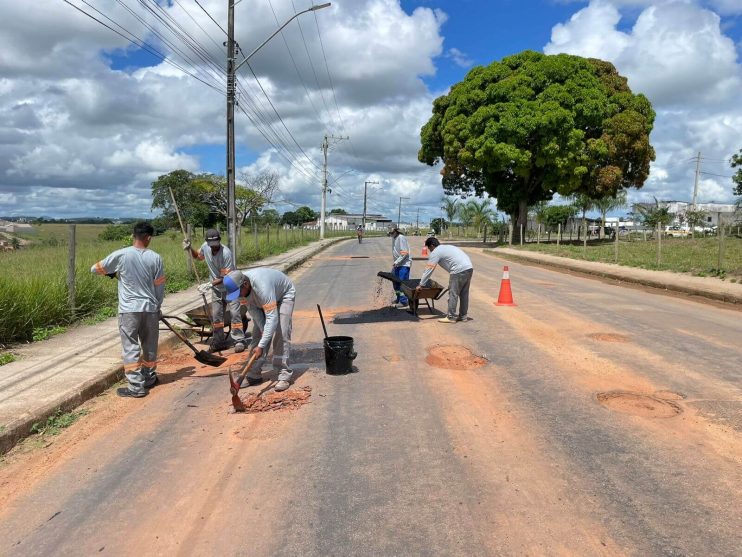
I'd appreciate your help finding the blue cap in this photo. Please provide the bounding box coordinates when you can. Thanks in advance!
[223,270,243,301]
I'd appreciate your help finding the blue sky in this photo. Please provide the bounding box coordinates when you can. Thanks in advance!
[1,0,741,222]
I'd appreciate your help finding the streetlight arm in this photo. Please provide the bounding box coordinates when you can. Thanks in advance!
[234,3,331,73]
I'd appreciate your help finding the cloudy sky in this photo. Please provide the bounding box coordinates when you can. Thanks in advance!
[1,0,741,223]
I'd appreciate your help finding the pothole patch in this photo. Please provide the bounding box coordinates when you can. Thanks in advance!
[597,391,682,419]
[653,390,686,401]
[588,333,630,343]
[236,386,312,413]
[426,345,488,370]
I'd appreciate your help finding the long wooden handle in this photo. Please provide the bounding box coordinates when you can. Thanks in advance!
[236,351,261,387]
[317,304,329,339]
[160,317,199,354]
[169,186,201,283]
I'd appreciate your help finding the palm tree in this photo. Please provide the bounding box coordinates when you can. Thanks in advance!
[592,191,627,239]
[466,199,495,239]
[457,203,475,237]
[441,197,458,238]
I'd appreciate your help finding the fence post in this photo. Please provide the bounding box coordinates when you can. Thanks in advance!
[717,212,725,271]
[537,224,541,244]
[614,223,619,263]
[508,223,513,246]
[557,223,561,249]
[67,224,76,318]
[520,225,524,246]
[253,219,258,251]
[656,222,662,267]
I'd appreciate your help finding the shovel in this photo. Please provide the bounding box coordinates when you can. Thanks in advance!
[160,317,227,367]
[228,351,261,412]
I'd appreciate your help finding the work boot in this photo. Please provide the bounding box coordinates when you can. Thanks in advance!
[438,317,457,324]
[242,375,264,387]
[117,387,147,398]
[457,316,473,322]
[145,375,159,388]
[234,342,245,354]
[275,380,290,392]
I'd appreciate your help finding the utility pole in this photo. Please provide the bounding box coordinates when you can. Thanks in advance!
[397,196,409,228]
[363,180,379,229]
[692,151,701,209]
[416,208,420,232]
[320,134,348,239]
[226,0,237,258]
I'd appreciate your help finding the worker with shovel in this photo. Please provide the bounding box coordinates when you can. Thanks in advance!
[91,222,165,398]
[389,225,412,309]
[223,268,295,392]
[183,229,246,353]
[417,237,473,324]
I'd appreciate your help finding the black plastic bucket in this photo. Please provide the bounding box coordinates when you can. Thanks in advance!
[324,336,357,375]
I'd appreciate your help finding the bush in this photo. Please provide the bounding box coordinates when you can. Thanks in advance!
[99,224,133,241]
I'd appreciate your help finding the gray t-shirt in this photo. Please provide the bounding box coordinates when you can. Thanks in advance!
[198,243,235,287]
[91,246,165,313]
[392,234,411,268]
[420,244,473,286]
[243,268,296,350]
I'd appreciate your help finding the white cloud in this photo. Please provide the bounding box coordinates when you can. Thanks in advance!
[545,0,742,205]
[446,47,474,68]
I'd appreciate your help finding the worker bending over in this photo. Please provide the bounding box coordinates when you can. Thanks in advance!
[91,222,165,398]
[389,225,411,308]
[223,268,296,392]
[418,237,473,324]
[183,229,245,352]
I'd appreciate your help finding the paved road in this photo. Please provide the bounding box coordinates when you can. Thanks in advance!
[1,237,740,556]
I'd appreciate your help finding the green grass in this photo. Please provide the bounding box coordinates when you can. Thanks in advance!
[0,352,15,366]
[512,236,742,278]
[0,224,349,345]
[29,408,89,436]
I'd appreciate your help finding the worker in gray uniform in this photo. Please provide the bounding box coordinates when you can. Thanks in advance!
[417,237,473,324]
[91,221,166,398]
[388,225,412,308]
[183,229,246,352]
[223,268,295,392]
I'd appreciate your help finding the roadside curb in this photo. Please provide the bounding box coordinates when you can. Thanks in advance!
[484,249,742,306]
[0,236,350,455]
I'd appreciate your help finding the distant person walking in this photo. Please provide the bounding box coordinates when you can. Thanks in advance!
[356,224,364,244]
[418,238,473,323]
[183,229,245,352]
[91,222,165,398]
[389,225,411,308]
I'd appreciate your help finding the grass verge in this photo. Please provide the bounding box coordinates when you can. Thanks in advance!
[29,409,90,436]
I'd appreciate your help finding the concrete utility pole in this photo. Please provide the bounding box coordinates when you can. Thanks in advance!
[416,208,420,232]
[226,3,331,254]
[398,196,410,228]
[320,134,348,239]
[692,151,701,209]
[363,181,379,229]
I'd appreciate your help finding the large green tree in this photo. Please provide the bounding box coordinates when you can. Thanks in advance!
[732,149,742,196]
[419,51,656,237]
[151,170,211,228]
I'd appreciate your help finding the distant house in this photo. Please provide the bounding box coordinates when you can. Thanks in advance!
[306,213,393,231]
[632,201,738,228]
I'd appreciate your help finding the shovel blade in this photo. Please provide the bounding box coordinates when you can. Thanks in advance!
[196,350,227,367]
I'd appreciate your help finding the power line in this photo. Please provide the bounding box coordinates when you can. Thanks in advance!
[193,0,228,36]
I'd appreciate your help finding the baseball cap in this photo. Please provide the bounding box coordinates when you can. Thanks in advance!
[223,270,245,301]
[205,228,221,247]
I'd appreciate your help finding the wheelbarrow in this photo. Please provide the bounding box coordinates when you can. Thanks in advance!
[401,279,448,317]
[185,303,249,342]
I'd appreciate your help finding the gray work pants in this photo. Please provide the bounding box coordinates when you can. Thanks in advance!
[211,290,245,343]
[119,312,159,394]
[447,269,473,320]
[248,298,294,382]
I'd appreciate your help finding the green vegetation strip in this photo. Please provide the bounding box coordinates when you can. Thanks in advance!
[0,225,349,344]
[512,237,742,279]
[30,408,89,436]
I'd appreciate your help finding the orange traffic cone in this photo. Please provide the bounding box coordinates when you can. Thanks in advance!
[495,266,517,306]
[422,246,428,257]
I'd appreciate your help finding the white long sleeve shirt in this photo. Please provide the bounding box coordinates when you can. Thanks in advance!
[243,268,295,349]
[91,246,165,313]
[420,244,473,286]
[392,234,411,268]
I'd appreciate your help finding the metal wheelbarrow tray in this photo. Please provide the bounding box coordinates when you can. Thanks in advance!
[184,305,247,341]
[402,279,448,317]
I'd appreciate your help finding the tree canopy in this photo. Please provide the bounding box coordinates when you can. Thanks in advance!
[732,149,742,196]
[418,50,656,231]
[281,206,318,226]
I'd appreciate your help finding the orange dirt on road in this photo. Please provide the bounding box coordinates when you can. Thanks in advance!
[0,237,740,556]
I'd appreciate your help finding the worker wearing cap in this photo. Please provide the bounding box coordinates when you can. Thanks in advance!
[389,225,411,308]
[91,221,165,398]
[184,229,246,352]
[417,237,473,324]
[223,268,296,392]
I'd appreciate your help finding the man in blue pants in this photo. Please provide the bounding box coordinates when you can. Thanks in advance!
[389,226,411,309]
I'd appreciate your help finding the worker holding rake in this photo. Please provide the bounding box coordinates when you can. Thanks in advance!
[184,229,246,353]
[388,225,412,309]
[91,222,165,398]
[223,268,296,393]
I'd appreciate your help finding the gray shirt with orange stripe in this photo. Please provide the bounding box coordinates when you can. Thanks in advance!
[91,246,165,313]
[420,244,473,286]
[198,243,235,288]
[243,268,295,350]
[392,234,411,268]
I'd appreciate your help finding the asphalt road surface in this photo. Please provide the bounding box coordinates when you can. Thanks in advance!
[1,237,740,556]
